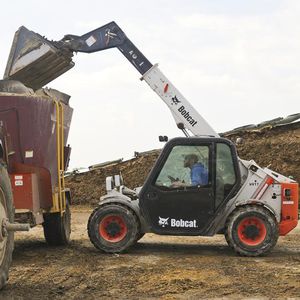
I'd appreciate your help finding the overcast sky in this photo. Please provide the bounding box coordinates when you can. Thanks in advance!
[1,0,299,169]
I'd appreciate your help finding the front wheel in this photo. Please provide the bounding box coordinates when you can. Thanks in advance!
[0,165,14,289]
[88,204,138,253]
[225,206,278,256]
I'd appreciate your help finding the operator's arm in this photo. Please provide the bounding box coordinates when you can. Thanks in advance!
[191,164,208,185]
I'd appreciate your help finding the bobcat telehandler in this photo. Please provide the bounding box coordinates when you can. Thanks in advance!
[5,21,299,256]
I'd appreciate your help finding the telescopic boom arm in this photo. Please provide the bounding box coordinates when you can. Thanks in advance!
[60,21,218,137]
[6,21,219,137]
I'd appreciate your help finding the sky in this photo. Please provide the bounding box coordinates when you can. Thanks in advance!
[1,0,299,169]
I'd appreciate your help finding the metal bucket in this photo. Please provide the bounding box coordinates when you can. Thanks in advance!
[4,26,74,90]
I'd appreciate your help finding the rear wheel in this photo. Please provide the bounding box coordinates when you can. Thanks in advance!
[0,165,14,289]
[88,204,138,253]
[131,232,145,247]
[43,200,71,246]
[135,232,145,242]
[225,206,278,256]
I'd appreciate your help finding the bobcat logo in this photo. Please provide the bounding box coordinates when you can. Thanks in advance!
[158,217,169,227]
[171,95,181,105]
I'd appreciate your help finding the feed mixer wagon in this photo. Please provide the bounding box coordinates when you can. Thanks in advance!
[0,26,74,288]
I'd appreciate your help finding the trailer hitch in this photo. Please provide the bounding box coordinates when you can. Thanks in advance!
[0,218,30,241]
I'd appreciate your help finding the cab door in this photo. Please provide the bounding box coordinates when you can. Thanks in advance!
[139,138,216,235]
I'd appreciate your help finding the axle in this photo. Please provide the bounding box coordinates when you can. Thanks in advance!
[0,218,30,242]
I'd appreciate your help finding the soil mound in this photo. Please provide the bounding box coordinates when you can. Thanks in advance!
[66,151,160,206]
[66,122,300,207]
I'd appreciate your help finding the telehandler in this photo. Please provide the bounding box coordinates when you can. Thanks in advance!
[5,21,299,259]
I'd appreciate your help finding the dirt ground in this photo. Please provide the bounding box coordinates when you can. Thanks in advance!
[1,206,300,300]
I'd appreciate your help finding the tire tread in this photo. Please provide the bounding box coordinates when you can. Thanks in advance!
[225,205,279,257]
[0,164,14,289]
[87,203,139,253]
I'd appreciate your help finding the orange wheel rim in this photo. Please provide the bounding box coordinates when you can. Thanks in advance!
[99,215,127,242]
[237,217,267,246]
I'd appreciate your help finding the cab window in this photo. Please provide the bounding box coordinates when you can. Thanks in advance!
[215,143,237,207]
[155,145,210,189]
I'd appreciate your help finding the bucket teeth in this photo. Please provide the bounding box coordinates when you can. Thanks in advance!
[4,26,74,90]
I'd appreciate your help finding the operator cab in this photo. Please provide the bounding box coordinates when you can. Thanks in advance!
[139,137,241,235]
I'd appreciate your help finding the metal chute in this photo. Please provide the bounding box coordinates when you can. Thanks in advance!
[4,26,74,90]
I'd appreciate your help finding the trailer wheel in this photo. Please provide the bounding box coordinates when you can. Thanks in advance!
[0,165,14,289]
[225,206,278,256]
[43,200,71,246]
[88,204,138,253]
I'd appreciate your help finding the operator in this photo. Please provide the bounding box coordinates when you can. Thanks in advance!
[170,154,208,188]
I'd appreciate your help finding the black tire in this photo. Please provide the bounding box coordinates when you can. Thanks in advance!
[135,232,145,242]
[43,200,71,246]
[87,204,138,253]
[0,164,14,289]
[225,205,278,256]
[131,232,145,247]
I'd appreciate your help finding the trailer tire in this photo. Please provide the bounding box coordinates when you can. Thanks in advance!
[0,164,14,289]
[225,205,278,256]
[88,204,138,253]
[43,200,71,246]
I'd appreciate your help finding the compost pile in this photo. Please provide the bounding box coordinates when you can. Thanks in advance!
[66,122,300,206]
[66,151,160,206]
[225,122,300,180]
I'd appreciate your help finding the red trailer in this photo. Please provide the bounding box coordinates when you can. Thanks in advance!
[0,80,72,288]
